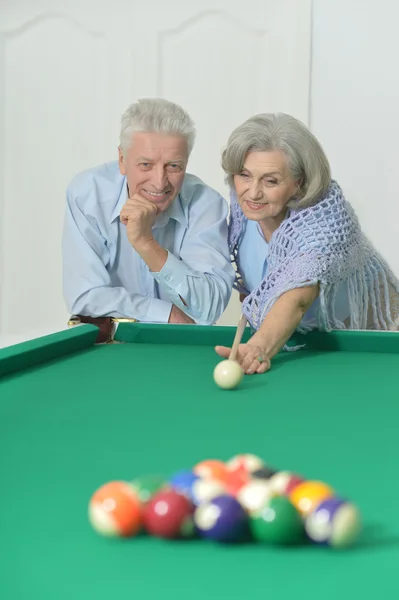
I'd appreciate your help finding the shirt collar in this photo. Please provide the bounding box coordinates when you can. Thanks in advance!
[110,177,186,227]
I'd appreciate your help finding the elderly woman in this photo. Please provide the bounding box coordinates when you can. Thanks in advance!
[215,113,399,374]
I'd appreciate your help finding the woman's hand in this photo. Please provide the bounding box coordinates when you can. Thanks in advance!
[215,340,271,375]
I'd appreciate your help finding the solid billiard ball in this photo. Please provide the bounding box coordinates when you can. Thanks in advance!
[193,459,228,482]
[130,475,166,504]
[305,497,362,548]
[142,489,194,539]
[169,469,200,501]
[213,360,243,390]
[227,453,265,473]
[88,481,142,537]
[268,471,305,496]
[290,481,334,517]
[194,494,248,542]
[250,496,304,545]
[252,466,278,480]
[191,478,227,505]
[237,480,273,514]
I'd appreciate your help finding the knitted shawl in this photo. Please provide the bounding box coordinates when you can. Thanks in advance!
[229,181,399,332]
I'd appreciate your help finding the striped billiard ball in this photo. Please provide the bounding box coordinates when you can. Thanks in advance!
[89,481,142,537]
[305,497,362,548]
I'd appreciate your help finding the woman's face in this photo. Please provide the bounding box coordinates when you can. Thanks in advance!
[233,150,300,224]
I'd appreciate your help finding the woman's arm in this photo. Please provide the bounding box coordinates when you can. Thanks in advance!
[215,284,319,374]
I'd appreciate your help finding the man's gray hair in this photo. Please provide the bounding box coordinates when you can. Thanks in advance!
[221,113,331,208]
[119,98,196,155]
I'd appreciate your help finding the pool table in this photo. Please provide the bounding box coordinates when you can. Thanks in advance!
[1,322,399,600]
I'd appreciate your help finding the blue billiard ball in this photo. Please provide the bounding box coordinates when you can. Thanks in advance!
[305,497,362,548]
[194,494,248,542]
[169,470,200,501]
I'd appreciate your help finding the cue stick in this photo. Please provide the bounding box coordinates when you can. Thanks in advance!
[229,314,248,362]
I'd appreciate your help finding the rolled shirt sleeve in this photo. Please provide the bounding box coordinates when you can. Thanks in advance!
[151,184,235,325]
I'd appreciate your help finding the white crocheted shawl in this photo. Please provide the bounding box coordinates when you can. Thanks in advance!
[229,181,399,332]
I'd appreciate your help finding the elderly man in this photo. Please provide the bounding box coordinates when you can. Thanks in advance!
[62,98,234,340]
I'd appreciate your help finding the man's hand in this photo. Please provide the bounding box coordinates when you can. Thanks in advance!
[120,194,158,248]
[169,305,195,324]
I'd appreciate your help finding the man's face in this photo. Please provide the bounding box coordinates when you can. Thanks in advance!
[119,132,189,213]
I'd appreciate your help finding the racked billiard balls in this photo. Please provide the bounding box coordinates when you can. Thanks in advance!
[290,481,334,517]
[194,494,248,542]
[250,496,304,545]
[213,360,243,390]
[89,481,142,537]
[142,489,194,539]
[305,497,362,548]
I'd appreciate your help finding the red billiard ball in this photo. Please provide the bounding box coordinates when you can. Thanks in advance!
[224,466,250,496]
[227,454,265,474]
[142,489,195,538]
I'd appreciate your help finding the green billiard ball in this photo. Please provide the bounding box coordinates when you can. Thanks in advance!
[250,496,304,545]
[131,475,167,504]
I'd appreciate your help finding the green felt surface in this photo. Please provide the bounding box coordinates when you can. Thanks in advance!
[1,324,399,600]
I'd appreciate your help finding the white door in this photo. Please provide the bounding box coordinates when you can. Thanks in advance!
[0,0,311,344]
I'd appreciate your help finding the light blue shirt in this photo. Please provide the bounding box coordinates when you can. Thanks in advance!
[62,161,235,325]
[238,219,350,325]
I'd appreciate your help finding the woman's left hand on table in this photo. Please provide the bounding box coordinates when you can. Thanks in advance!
[215,341,271,375]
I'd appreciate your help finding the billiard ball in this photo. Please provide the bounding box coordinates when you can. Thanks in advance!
[130,475,166,504]
[169,469,200,501]
[213,360,243,390]
[194,494,248,542]
[227,453,265,473]
[237,480,273,514]
[191,478,227,505]
[224,466,250,496]
[290,481,334,517]
[268,471,305,496]
[250,496,304,545]
[88,481,142,537]
[193,459,228,482]
[305,497,362,548]
[142,489,194,538]
[252,466,278,480]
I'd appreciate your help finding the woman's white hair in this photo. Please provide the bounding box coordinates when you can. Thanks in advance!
[222,113,331,208]
[119,98,196,155]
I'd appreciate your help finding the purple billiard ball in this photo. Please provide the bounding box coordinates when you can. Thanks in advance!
[305,497,362,548]
[194,494,248,542]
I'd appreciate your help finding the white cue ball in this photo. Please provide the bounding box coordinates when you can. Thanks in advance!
[213,359,243,390]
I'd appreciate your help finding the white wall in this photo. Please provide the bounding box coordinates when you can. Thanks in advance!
[0,0,311,345]
[311,0,399,276]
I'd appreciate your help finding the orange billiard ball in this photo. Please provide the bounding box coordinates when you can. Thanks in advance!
[88,481,142,537]
[193,459,228,482]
